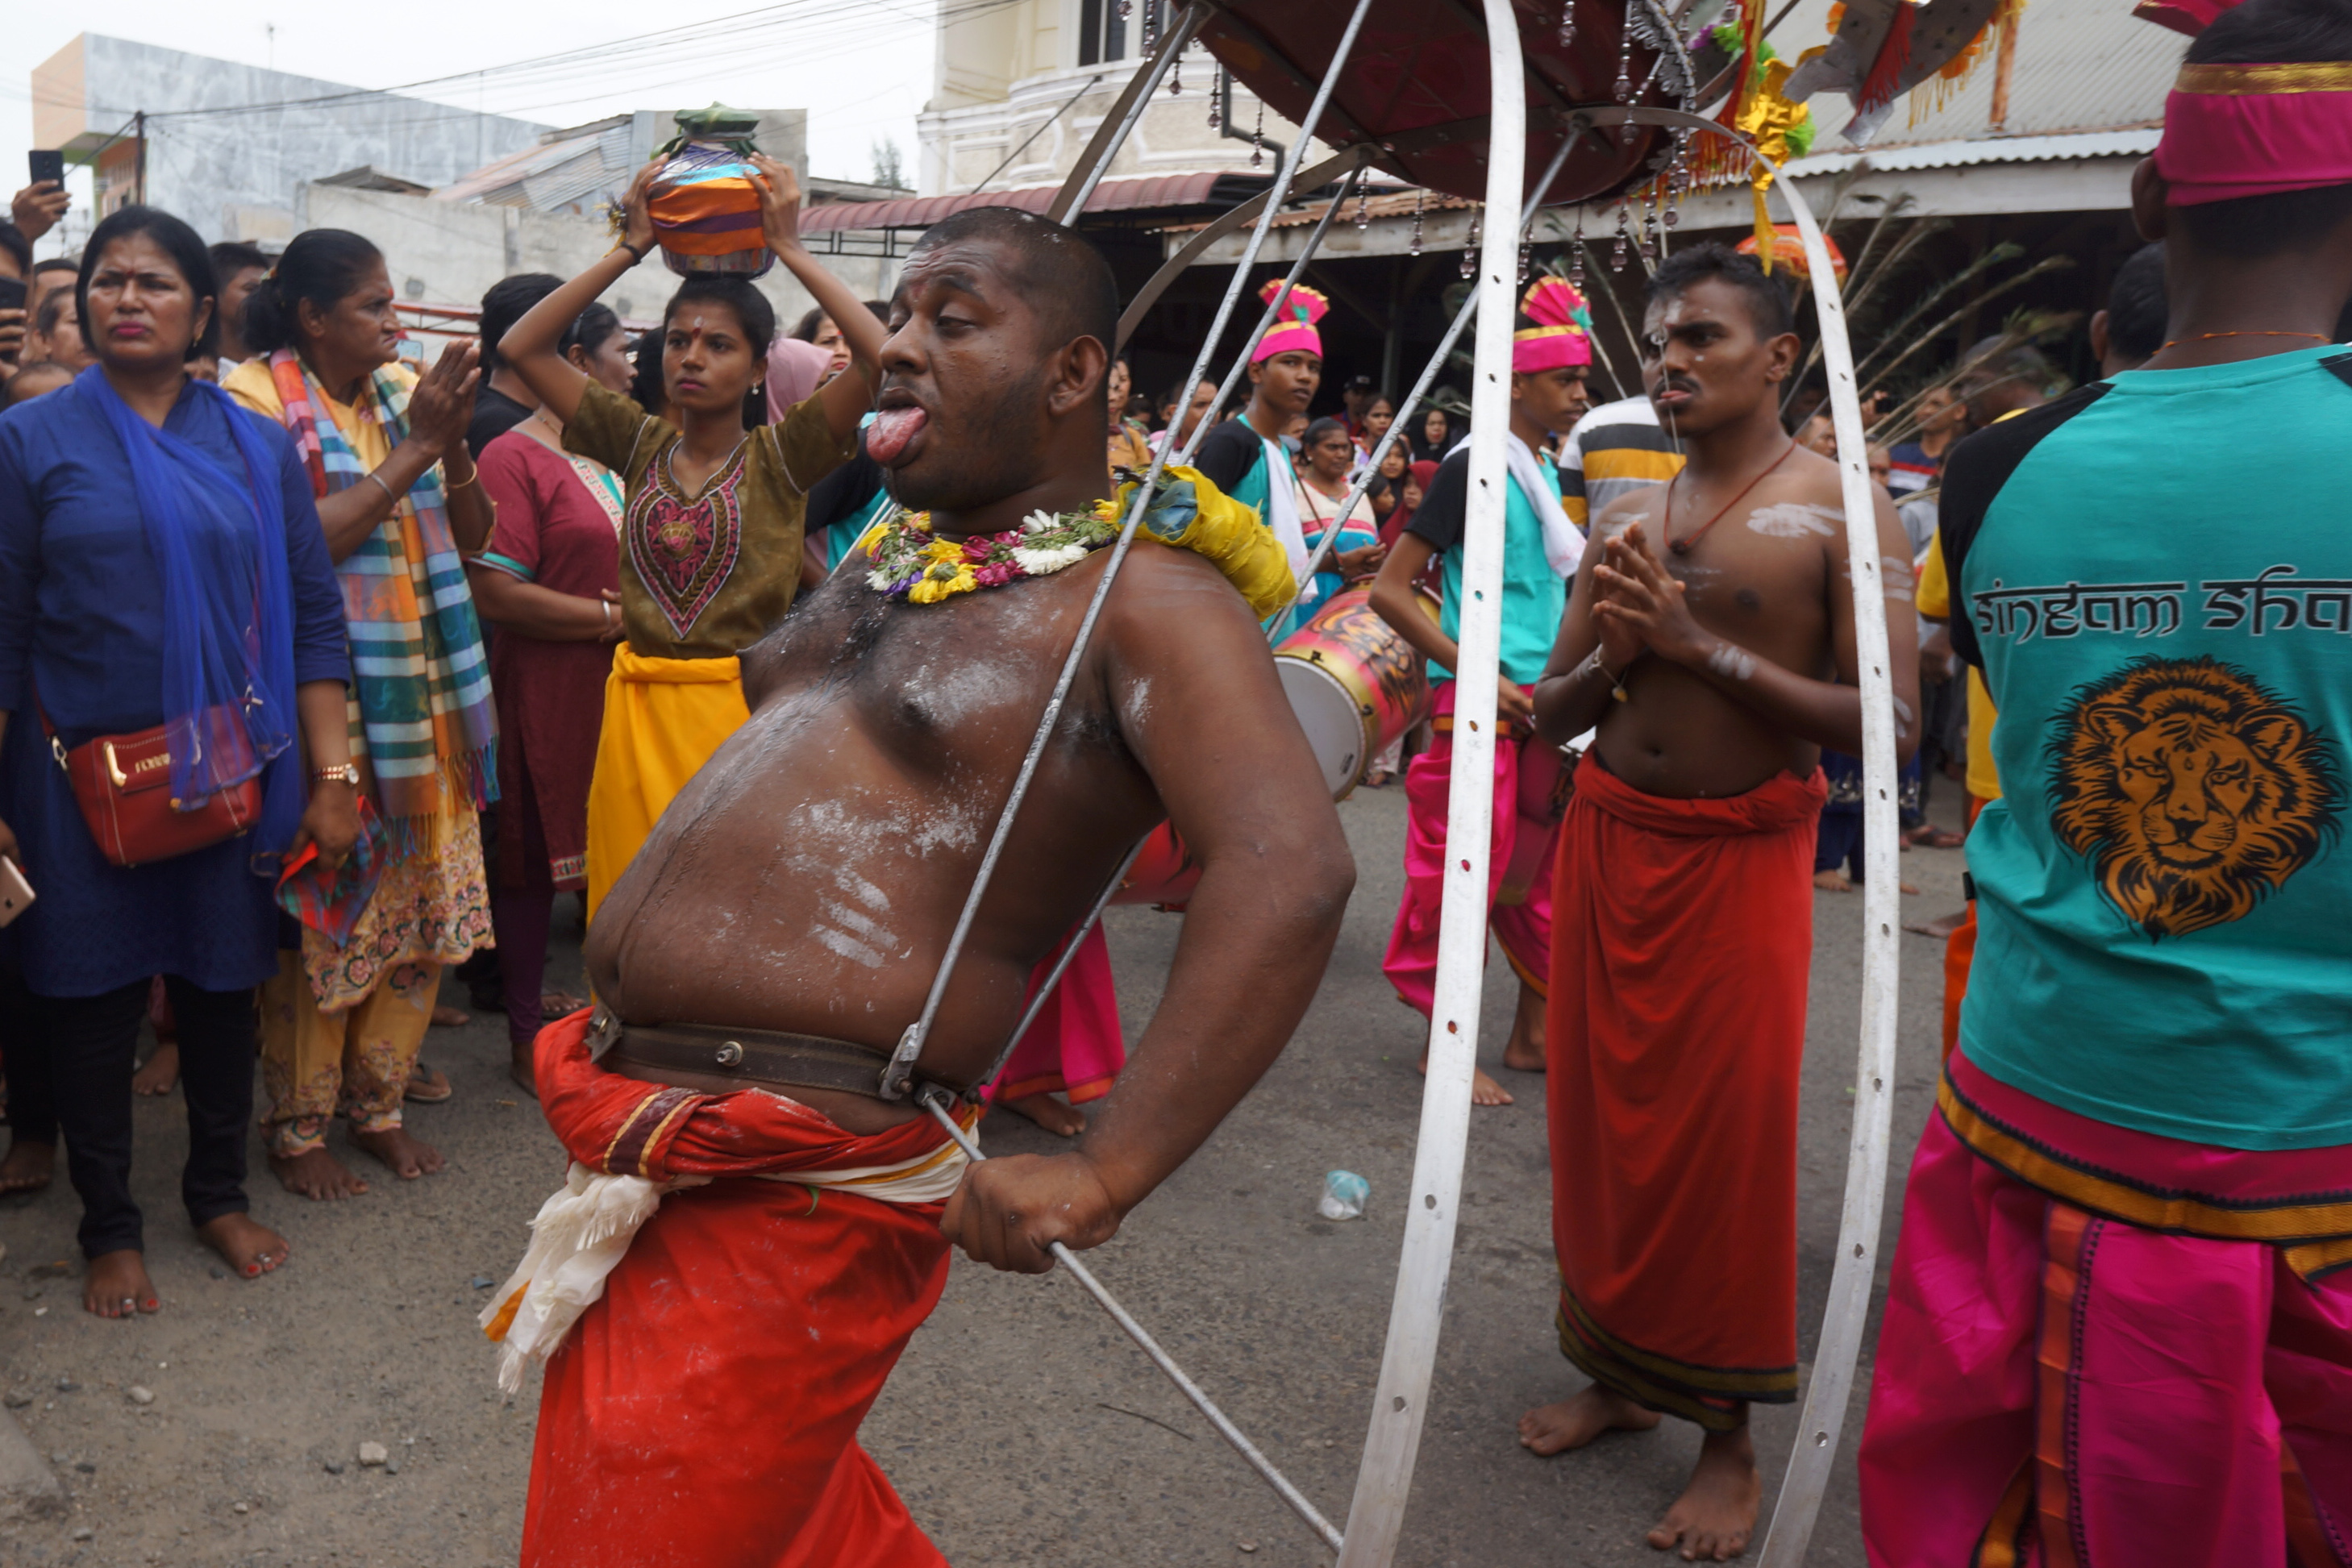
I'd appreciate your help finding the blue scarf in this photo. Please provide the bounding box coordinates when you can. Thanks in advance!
[77,368,304,864]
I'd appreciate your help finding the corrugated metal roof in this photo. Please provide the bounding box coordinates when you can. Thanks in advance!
[800,172,1268,233]
[1784,127,2160,177]
[1772,0,2175,149]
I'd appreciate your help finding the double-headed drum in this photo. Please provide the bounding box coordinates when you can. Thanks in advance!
[1272,585,1434,802]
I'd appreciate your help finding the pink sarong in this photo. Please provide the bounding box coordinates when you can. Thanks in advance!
[1859,1050,2352,1566]
[988,925,1125,1106]
[1382,681,1563,1013]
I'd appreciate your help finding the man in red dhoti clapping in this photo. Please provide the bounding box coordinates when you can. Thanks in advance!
[481,207,1351,1566]
[1527,243,1920,1560]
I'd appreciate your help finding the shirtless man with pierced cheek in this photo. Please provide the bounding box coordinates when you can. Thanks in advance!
[514,206,1352,1566]
[1519,243,1918,1564]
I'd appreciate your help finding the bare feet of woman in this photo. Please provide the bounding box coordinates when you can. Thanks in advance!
[131,1041,180,1096]
[430,1004,470,1028]
[1648,1424,1761,1562]
[197,1213,289,1280]
[1417,1046,1515,1106]
[352,1125,446,1179]
[998,1092,1085,1137]
[1813,870,1853,892]
[1517,1384,1660,1454]
[270,1146,370,1200]
[1501,978,1546,1074]
[0,1138,54,1194]
[1904,908,1968,940]
[82,1250,157,1318]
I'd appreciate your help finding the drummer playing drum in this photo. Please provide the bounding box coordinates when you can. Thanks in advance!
[1366,276,1595,1106]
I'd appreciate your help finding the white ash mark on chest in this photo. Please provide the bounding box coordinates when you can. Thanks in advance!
[1745,502,1842,539]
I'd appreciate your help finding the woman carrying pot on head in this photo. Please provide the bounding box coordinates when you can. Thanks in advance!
[224,227,498,1201]
[499,155,881,925]
[464,303,635,1094]
[0,206,357,1313]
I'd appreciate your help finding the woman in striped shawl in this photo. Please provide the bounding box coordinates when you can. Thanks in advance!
[225,230,497,1200]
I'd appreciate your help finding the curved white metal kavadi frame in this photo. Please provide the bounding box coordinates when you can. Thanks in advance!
[901,5,1901,1564]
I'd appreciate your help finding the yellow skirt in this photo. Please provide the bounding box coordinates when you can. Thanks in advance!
[584,646,750,922]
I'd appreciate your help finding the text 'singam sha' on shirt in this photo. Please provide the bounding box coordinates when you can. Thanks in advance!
[1942,347,2352,1151]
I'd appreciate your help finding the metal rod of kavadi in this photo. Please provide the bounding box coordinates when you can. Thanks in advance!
[1333,1,1528,1562]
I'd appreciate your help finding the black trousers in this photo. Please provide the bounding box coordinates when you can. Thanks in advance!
[2,959,56,1145]
[41,975,255,1258]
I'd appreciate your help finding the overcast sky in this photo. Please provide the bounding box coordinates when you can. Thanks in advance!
[1,0,935,259]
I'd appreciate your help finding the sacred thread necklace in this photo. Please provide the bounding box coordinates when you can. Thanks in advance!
[1663,436,1797,555]
[865,500,1122,605]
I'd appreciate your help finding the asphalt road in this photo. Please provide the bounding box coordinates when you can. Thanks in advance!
[0,776,1963,1567]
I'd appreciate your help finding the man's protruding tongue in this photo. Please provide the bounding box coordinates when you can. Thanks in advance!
[868,405,928,464]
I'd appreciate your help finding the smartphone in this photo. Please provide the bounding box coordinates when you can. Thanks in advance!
[27,150,65,188]
[0,857,33,929]
[0,277,23,313]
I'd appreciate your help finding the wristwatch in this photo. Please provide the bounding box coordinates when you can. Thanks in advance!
[312,763,360,788]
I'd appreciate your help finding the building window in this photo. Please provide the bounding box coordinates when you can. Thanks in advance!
[1076,0,1129,66]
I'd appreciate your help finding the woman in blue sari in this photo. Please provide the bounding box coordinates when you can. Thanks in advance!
[1271,417,1385,641]
[0,207,355,1317]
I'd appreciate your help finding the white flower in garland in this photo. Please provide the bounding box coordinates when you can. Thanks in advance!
[1019,510,1059,535]
[1013,543,1090,575]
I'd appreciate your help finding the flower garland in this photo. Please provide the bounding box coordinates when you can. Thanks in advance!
[863,498,1123,605]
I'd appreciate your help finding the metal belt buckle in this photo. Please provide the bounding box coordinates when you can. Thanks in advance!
[586,1005,622,1063]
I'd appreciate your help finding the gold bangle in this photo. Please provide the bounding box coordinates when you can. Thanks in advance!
[444,464,480,494]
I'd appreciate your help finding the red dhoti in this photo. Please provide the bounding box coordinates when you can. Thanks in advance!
[988,924,1125,1106]
[1546,756,1825,1428]
[513,1010,964,1567]
[1383,681,1564,1014]
[1859,1052,2352,1566]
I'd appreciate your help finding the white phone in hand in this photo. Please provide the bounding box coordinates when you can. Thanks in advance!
[0,857,34,928]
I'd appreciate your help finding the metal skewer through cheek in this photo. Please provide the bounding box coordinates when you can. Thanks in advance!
[876,0,1386,1104]
[917,1086,1346,1550]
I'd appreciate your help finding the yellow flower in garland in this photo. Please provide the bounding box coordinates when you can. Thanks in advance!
[907,563,977,605]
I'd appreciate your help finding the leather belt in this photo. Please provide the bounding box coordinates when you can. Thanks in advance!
[586,1007,964,1102]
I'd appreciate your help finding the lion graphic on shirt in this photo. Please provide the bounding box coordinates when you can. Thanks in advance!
[2049,655,2338,940]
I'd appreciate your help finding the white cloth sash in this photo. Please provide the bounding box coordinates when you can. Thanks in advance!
[1505,433,1583,580]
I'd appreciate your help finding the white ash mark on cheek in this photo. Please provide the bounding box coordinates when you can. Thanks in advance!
[1746,502,1842,539]
[1706,642,1757,680]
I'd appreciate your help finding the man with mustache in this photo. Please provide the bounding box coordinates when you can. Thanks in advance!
[1522,242,1920,1562]
[494,205,1351,1567]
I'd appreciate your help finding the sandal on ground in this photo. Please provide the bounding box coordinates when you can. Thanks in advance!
[404,1063,454,1104]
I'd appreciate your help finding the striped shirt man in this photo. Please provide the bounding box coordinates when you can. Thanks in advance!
[1558,393,1684,529]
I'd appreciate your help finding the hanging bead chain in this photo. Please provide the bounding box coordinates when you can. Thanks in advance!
[1569,210,1588,289]
[1409,189,1426,256]
[1208,67,1223,127]
[1460,209,1482,280]
[1612,202,1630,271]
[1559,0,1577,48]
[1663,133,1689,227]
[1616,0,1640,146]
[1355,185,1372,231]
[1118,0,1131,16]
[1143,0,1159,52]
[1170,54,1182,94]
[1251,99,1266,168]
[1518,240,1533,285]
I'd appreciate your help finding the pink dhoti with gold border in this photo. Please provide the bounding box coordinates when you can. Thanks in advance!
[1859,1050,2352,1566]
[1382,681,1564,1013]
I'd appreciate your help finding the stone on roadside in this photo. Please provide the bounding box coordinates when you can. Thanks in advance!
[358,1441,389,1466]
[70,1526,92,1541]
[1,1390,28,1410]
[323,1458,345,1474]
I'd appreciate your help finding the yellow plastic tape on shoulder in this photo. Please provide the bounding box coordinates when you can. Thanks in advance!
[1114,464,1298,620]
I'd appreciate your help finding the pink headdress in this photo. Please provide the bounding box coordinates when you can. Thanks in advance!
[1512,276,1593,375]
[2152,60,2352,206]
[1253,281,1328,364]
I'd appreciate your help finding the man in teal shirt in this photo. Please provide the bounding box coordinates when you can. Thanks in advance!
[1860,1,2352,1558]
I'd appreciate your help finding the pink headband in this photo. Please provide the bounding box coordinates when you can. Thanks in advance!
[1253,281,1328,364]
[1512,276,1594,374]
[2152,62,2352,206]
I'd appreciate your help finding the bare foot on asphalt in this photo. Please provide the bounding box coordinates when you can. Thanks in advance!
[271,1146,370,1200]
[1517,1384,1661,1455]
[197,1213,289,1279]
[82,1250,158,1318]
[132,1041,180,1096]
[1904,908,1968,940]
[510,1045,539,1100]
[430,1004,470,1028]
[353,1125,445,1179]
[1417,1046,1514,1106]
[1813,870,1853,892]
[0,1138,54,1194]
[1501,978,1546,1074]
[998,1092,1085,1137]
[1648,1424,1760,1561]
